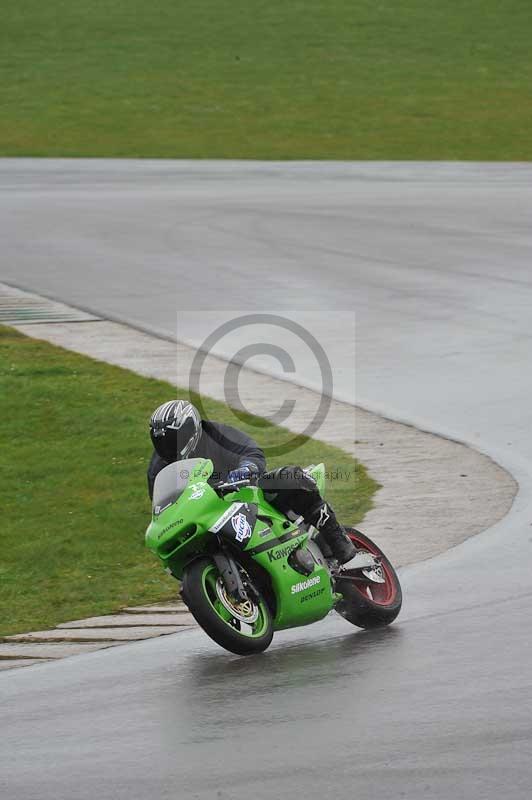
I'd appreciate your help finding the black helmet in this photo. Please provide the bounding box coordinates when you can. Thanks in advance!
[149,400,202,462]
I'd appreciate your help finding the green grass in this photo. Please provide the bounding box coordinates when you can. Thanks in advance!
[0,325,378,637]
[1,1,531,160]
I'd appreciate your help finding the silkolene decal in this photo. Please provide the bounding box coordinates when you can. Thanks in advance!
[291,575,321,595]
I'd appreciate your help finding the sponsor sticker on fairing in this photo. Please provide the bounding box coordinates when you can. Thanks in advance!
[189,483,205,500]
[209,503,244,533]
[232,512,252,543]
[291,575,321,595]
[300,587,325,603]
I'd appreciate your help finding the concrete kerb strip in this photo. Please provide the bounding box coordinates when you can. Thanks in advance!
[0,282,517,669]
[0,603,196,669]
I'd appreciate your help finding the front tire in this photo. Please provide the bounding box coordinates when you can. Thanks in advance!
[334,528,402,629]
[182,557,274,655]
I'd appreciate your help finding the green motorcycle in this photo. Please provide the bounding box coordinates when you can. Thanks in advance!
[145,458,402,655]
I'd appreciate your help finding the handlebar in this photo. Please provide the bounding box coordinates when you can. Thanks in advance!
[214,478,252,496]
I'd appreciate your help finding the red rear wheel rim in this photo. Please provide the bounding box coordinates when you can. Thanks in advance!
[345,530,397,606]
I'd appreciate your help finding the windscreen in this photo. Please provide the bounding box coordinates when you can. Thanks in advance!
[152,458,204,514]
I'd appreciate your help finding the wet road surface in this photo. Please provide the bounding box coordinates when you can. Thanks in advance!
[2,590,532,800]
[1,160,532,799]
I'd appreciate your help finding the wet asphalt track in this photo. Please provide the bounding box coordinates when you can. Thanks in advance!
[1,161,532,799]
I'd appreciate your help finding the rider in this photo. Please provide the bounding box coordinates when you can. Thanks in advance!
[147,400,356,564]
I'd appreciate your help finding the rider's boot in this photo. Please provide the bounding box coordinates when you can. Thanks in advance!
[310,502,356,564]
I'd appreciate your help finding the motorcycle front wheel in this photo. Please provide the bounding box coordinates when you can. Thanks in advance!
[334,528,402,629]
[182,557,274,655]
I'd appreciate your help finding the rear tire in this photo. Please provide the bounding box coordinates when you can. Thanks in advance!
[334,528,402,629]
[182,557,274,655]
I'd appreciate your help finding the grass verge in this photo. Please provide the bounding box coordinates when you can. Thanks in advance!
[1,1,531,160]
[0,325,378,637]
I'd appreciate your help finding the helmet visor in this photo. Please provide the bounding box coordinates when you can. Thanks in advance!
[150,415,199,462]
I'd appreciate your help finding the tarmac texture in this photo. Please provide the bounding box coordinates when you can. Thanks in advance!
[1,160,532,799]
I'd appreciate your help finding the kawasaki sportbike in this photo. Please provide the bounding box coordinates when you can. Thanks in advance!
[145,458,402,655]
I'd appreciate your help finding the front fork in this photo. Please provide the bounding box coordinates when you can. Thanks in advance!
[212,550,249,602]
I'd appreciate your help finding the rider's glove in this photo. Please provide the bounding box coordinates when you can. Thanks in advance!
[227,461,259,484]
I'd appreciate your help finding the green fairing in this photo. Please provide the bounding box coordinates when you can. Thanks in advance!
[145,458,334,630]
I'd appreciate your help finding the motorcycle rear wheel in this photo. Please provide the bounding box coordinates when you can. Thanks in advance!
[182,557,274,655]
[334,528,402,629]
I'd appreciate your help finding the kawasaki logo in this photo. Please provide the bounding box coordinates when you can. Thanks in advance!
[267,539,303,563]
[291,575,321,595]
